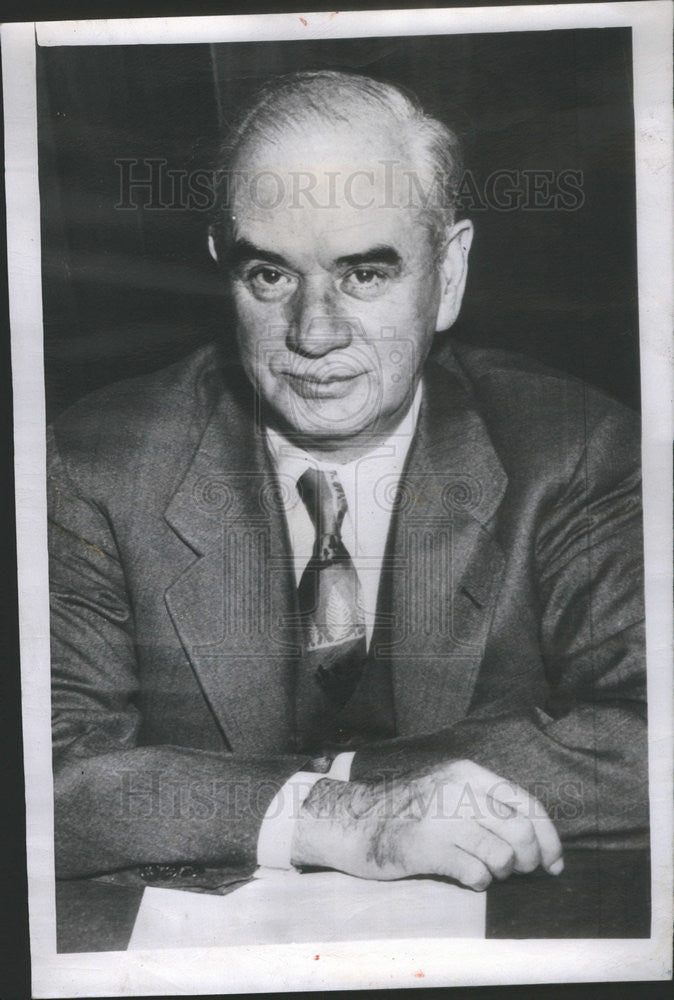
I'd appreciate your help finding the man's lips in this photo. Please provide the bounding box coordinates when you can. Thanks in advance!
[284,370,366,384]
[280,368,371,398]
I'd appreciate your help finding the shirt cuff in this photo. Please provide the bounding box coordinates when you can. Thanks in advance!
[256,754,355,870]
[256,772,324,870]
[328,751,356,781]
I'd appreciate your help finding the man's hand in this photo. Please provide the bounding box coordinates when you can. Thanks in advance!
[291,759,563,891]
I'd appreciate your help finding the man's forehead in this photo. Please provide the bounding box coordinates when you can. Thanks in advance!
[230,115,428,202]
[228,139,434,260]
[230,197,432,266]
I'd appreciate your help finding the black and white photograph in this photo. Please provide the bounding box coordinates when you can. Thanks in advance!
[3,4,672,995]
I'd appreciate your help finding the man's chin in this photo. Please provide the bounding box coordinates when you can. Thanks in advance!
[281,414,374,445]
[270,389,384,443]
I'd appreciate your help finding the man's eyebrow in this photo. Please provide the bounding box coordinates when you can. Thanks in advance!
[228,239,291,269]
[227,240,403,271]
[336,246,402,268]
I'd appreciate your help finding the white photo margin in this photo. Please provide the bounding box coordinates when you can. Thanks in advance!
[4,4,672,995]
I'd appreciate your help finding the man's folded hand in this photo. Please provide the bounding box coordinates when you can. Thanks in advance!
[291,759,564,891]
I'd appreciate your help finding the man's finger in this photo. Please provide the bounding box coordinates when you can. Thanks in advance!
[436,844,492,892]
[449,819,517,880]
[439,761,563,874]
[474,809,542,874]
[486,783,563,874]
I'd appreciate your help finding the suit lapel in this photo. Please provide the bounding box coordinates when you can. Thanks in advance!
[377,359,508,737]
[164,369,299,754]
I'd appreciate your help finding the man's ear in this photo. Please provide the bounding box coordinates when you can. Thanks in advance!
[434,219,474,332]
[207,228,218,263]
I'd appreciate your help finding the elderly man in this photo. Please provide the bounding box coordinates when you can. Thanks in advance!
[49,71,647,892]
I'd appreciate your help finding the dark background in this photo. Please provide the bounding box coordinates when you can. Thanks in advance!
[38,27,640,421]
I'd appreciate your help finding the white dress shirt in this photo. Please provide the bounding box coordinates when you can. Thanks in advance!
[256,382,423,869]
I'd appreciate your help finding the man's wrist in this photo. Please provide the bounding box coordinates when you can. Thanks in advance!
[256,754,356,870]
[290,776,354,871]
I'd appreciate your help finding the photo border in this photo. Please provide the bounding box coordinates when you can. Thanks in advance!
[3,4,672,995]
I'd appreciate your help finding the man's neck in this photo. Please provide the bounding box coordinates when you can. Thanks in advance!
[284,433,394,466]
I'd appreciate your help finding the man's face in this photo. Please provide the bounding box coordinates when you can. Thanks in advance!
[224,119,469,450]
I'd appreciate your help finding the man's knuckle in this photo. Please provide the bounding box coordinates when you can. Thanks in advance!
[529,795,551,820]
[491,843,515,872]
[508,817,536,847]
[449,759,474,779]
[466,865,491,891]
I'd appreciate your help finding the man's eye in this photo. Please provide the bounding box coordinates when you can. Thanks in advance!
[341,267,389,298]
[247,267,296,300]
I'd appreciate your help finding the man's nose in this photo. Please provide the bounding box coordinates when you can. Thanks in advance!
[286,279,353,358]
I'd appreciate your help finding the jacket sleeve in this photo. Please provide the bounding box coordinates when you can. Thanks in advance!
[48,426,306,879]
[352,402,648,848]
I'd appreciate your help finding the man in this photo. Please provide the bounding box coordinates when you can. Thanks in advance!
[49,71,647,893]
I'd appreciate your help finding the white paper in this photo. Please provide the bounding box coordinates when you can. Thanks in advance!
[128,867,487,950]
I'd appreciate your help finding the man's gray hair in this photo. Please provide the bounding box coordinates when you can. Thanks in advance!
[211,70,464,260]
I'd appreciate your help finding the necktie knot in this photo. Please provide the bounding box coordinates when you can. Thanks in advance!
[297,467,347,541]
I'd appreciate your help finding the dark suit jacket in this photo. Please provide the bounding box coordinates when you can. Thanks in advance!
[48,340,648,879]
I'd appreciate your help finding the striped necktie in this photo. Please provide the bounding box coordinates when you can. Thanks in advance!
[296,467,367,709]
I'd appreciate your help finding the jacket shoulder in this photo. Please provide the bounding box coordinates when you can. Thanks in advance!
[441,341,640,482]
[49,343,225,500]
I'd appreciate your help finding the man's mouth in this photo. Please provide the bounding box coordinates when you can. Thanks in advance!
[289,371,362,383]
[282,368,370,398]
